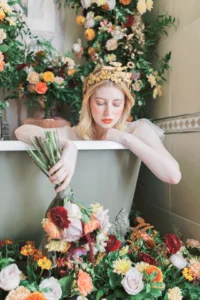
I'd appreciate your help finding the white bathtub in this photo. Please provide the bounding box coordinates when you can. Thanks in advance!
[0,141,141,244]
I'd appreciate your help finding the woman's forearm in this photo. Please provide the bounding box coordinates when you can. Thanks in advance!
[121,132,181,184]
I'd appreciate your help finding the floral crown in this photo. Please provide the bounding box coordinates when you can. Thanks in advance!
[83,62,133,94]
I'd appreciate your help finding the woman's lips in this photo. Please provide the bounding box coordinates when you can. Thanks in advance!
[102,119,113,124]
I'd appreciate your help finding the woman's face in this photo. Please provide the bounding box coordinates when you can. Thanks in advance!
[90,84,125,129]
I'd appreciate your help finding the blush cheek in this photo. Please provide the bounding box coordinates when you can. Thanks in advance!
[91,104,103,121]
[113,107,124,119]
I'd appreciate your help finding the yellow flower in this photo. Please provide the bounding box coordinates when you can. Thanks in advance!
[46,240,71,253]
[97,0,106,5]
[43,71,55,83]
[182,268,194,281]
[168,287,183,300]
[6,17,16,26]
[113,258,132,275]
[147,74,156,87]
[137,0,146,15]
[67,69,76,76]
[0,10,5,21]
[119,246,129,256]
[21,244,35,256]
[1,3,12,14]
[135,261,150,273]
[153,85,162,99]
[37,256,52,270]
[96,252,106,264]
[146,0,153,11]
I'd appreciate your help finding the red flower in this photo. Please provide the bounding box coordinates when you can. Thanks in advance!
[124,15,135,27]
[105,235,121,253]
[139,252,156,266]
[50,206,71,229]
[164,234,181,254]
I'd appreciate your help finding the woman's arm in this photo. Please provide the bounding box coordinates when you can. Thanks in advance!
[104,127,181,184]
[15,124,78,192]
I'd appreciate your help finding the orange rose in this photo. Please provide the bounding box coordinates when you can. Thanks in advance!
[35,82,48,94]
[85,29,96,41]
[84,218,100,234]
[0,10,5,21]
[120,0,131,5]
[88,47,96,56]
[42,218,60,239]
[77,270,93,296]
[145,265,163,282]
[67,69,76,76]
[76,15,85,26]
[0,60,5,71]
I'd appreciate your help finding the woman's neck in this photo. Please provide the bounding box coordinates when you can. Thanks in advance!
[94,124,107,140]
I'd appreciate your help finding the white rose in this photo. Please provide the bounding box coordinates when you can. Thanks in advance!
[169,252,188,270]
[39,277,62,300]
[54,76,64,85]
[61,219,83,242]
[106,0,116,10]
[64,202,82,220]
[81,0,91,8]
[111,26,124,40]
[0,264,21,291]
[77,296,89,300]
[85,19,95,28]
[93,208,111,233]
[72,43,82,53]
[121,268,144,295]
[168,286,183,300]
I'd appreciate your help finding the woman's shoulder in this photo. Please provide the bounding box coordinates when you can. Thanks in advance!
[57,125,82,141]
[126,118,165,141]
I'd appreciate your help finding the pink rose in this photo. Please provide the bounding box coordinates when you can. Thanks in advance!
[93,208,110,233]
[61,219,83,242]
[0,264,21,291]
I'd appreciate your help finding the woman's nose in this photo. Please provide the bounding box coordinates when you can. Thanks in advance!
[104,105,111,116]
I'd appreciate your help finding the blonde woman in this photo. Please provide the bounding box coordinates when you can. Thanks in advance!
[15,64,181,192]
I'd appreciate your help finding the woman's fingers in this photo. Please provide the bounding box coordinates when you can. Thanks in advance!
[55,174,72,193]
[49,160,63,176]
[50,168,67,185]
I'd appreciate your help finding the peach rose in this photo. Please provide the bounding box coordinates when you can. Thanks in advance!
[77,270,93,296]
[42,218,60,239]
[5,286,30,300]
[35,82,48,94]
[84,217,100,234]
[27,71,40,84]
[0,60,5,71]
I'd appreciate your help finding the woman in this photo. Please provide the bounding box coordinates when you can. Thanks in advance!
[15,64,181,192]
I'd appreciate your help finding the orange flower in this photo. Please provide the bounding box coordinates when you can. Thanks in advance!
[145,265,163,282]
[33,250,44,261]
[26,241,35,247]
[35,82,48,94]
[84,28,96,41]
[102,3,109,10]
[120,0,131,5]
[77,270,93,296]
[67,69,76,76]
[84,217,100,234]
[0,60,5,71]
[21,244,36,256]
[0,10,5,21]
[76,15,85,26]
[25,292,46,300]
[42,218,60,239]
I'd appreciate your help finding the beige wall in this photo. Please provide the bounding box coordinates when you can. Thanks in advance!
[135,0,200,240]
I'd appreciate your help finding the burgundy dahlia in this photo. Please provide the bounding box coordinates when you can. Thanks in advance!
[105,234,121,253]
[164,233,181,254]
[124,15,135,27]
[139,252,157,266]
[50,206,71,229]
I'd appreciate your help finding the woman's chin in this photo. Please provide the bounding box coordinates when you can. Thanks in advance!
[100,122,115,129]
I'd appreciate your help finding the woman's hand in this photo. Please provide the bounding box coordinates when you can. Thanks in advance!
[48,140,78,193]
[103,128,125,144]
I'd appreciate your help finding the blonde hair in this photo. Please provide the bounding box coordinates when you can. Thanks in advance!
[77,75,135,140]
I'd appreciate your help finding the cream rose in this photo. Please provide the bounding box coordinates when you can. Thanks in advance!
[54,76,64,85]
[27,71,40,84]
[121,268,144,295]
[61,219,83,242]
[0,29,6,44]
[39,277,62,300]
[0,264,21,291]
[93,208,111,233]
[64,202,82,220]
[168,287,183,300]
[169,252,187,270]
[81,0,91,8]
[106,0,116,10]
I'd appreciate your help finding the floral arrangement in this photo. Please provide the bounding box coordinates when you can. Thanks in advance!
[54,0,175,121]
[1,218,200,299]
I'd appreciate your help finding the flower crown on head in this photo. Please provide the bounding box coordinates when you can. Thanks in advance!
[83,62,133,94]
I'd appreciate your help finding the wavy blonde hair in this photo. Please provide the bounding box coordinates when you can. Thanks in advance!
[77,75,135,140]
